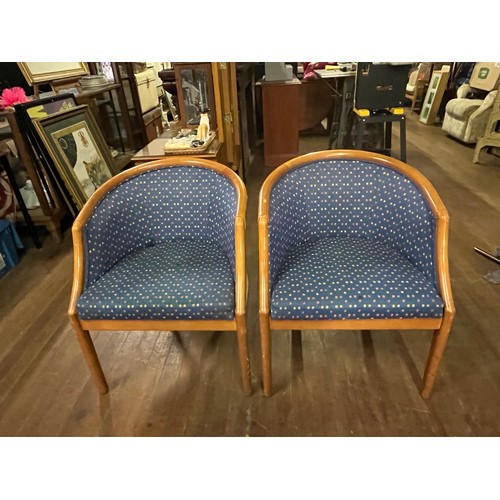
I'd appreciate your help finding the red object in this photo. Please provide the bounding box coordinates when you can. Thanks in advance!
[0,87,28,108]
[302,62,338,80]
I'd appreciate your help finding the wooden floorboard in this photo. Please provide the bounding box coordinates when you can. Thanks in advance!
[0,112,500,436]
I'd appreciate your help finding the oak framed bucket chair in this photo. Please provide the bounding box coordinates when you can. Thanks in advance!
[68,157,252,395]
[258,150,454,398]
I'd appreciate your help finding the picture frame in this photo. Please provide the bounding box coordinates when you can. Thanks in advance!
[14,93,78,152]
[14,94,80,214]
[419,68,450,125]
[17,62,89,85]
[33,105,115,210]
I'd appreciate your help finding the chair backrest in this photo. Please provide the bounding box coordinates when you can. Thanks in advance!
[265,153,443,290]
[77,160,241,289]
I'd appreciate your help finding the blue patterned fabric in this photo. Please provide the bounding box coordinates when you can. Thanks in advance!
[271,237,444,320]
[269,159,438,292]
[77,239,234,320]
[82,166,237,290]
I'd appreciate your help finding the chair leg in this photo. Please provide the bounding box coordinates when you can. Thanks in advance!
[236,315,252,396]
[71,320,109,394]
[260,313,272,397]
[421,317,453,398]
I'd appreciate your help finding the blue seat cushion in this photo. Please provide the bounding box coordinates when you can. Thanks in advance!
[77,240,235,321]
[270,237,444,320]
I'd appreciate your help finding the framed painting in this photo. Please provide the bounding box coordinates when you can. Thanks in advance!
[14,93,78,153]
[33,105,115,210]
[17,62,89,85]
[14,94,80,214]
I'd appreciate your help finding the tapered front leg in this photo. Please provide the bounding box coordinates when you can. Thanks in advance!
[236,315,252,396]
[72,320,109,394]
[260,313,272,397]
[421,317,453,398]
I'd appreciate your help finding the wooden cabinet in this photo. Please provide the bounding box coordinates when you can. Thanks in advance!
[111,62,164,150]
[259,76,301,167]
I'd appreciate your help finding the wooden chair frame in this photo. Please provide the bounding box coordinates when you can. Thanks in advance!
[68,157,252,395]
[258,150,455,398]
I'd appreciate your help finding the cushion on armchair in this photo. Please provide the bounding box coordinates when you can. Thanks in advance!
[270,237,444,320]
[445,98,484,120]
[76,239,235,321]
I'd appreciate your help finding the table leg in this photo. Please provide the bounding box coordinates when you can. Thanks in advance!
[335,77,355,149]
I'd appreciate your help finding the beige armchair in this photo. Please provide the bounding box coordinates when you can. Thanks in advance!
[442,84,498,143]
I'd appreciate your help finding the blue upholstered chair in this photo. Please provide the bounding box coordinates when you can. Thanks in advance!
[68,158,252,395]
[258,150,454,398]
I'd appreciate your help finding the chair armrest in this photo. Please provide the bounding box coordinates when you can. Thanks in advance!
[469,90,498,121]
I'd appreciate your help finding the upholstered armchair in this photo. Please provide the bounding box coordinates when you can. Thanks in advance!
[68,158,252,395]
[259,150,454,398]
[442,84,498,143]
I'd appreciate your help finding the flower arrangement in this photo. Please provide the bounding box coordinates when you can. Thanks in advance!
[0,87,29,109]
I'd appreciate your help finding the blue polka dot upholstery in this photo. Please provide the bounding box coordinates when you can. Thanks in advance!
[77,240,234,320]
[271,237,443,320]
[76,165,238,321]
[268,159,443,320]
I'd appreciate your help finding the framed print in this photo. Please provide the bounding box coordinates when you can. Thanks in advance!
[419,68,450,125]
[17,62,89,85]
[33,105,115,210]
[14,93,78,151]
[14,94,80,213]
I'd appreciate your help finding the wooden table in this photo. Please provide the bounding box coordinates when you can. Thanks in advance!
[131,130,221,165]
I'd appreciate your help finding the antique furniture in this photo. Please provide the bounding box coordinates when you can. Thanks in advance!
[405,63,432,113]
[158,66,178,113]
[236,63,258,181]
[258,76,301,167]
[68,157,252,395]
[174,63,217,129]
[111,62,162,149]
[473,86,500,163]
[258,150,455,398]
[443,84,498,144]
[0,107,66,242]
[130,129,221,166]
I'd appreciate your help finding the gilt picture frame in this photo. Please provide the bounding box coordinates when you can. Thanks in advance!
[17,62,89,85]
[33,105,115,210]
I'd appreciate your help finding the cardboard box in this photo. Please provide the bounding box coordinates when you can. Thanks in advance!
[470,62,500,92]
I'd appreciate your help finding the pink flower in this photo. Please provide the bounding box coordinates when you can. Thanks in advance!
[0,87,28,108]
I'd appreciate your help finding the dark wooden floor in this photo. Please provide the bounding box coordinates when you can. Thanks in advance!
[1,113,500,436]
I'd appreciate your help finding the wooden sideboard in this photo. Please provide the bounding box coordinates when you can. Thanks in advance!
[258,76,301,168]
